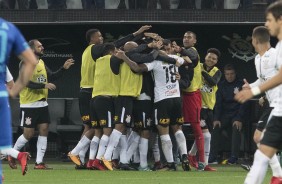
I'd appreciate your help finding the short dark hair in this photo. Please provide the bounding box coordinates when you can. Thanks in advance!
[252,26,270,43]
[185,31,197,39]
[85,29,100,43]
[224,64,236,71]
[102,43,115,56]
[207,48,221,59]
[162,39,171,46]
[28,39,39,49]
[266,1,282,20]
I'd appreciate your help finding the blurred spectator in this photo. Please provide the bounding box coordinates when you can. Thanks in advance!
[8,0,29,9]
[81,0,105,9]
[201,0,224,9]
[47,0,67,9]
[148,0,170,9]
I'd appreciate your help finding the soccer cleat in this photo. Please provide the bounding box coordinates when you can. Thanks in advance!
[101,157,113,171]
[159,163,177,171]
[204,165,217,171]
[112,159,120,169]
[208,155,218,164]
[34,163,53,170]
[17,152,30,175]
[8,155,17,169]
[227,156,238,165]
[152,161,164,171]
[68,152,81,166]
[86,160,95,170]
[75,163,87,170]
[92,159,107,171]
[197,162,205,171]
[270,176,282,184]
[188,154,198,169]
[181,154,191,171]
[119,163,136,171]
[240,163,251,171]
[138,166,152,171]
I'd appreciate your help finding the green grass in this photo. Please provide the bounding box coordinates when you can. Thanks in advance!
[1,161,272,184]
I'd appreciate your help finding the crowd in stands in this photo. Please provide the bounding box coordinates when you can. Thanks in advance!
[0,0,278,10]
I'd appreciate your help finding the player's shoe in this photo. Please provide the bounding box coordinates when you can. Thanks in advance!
[92,159,107,171]
[188,154,198,169]
[75,163,87,170]
[204,165,217,171]
[101,157,113,171]
[112,159,120,169]
[138,166,152,171]
[227,156,238,165]
[181,154,191,171]
[8,155,17,169]
[240,163,251,171]
[152,161,164,171]
[18,152,30,175]
[270,176,282,184]
[67,152,81,166]
[159,162,177,171]
[197,162,205,171]
[34,163,53,170]
[119,163,136,171]
[86,160,95,170]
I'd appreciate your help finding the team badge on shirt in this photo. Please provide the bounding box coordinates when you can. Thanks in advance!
[125,115,131,123]
[25,117,32,125]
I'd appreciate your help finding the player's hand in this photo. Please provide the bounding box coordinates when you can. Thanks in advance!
[235,89,254,103]
[258,96,265,107]
[45,83,56,90]
[134,25,152,35]
[115,50,127,60]
[176,72,181,81]
[233,121,242,131]
[213,121,221,129]
[63,58,75,69]
[144,32,159,40]
[242,79,251,90]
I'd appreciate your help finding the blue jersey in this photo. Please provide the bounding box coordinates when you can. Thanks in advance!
[0,18,29,150]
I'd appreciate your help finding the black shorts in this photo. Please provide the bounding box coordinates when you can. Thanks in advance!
[260,116,282,150]
[114,96,134,125]
[154,97,184,127]
[256,107,273,132]
[133,100,154,130]
[20,106,50,128]
[200,108,213,131]
[79,88,92,126]
[90,96,115,129]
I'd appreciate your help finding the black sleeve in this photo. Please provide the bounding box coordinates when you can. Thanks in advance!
[113,33,136,48]
[110,56,122,75]
[180,48,199,68]
[127,44,149,54]
[27,81,45,89]
[45,65,66,82]
[156,55,177,64]
[127,50,158,64]
[202,70,222,86]
[178,65,191,89]
[91,44,105,61]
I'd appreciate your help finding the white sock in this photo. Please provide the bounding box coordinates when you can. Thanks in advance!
[189,141,197,156]
[139,138,148,168]
[126,131,139,150]
[104,129,122,160]
[152,134,160,162]
[269,154,282,177]
[133,147,140,163]
[1,148,19,158]
[203,132,211,165]
[174,130,187,156]
[79,143,90,164]
[96,135,109,160]
[160,134,173,163]
[244,150,270,184]
[126,134,140,163]
[112,141,121,160]
[119,135,128,164]
[89,136,100,160]
[13,134,28,151]
[36,136,47,164]
[71,135,91,155]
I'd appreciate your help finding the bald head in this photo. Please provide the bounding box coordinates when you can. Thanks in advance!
[124,41,138,52]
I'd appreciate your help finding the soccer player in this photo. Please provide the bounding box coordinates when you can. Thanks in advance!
[240,26,282,177]
[173,31,206,170]
[0,17,37,178]
[188,48,222,171]
[10,39,74,170]
[235,3,282,182]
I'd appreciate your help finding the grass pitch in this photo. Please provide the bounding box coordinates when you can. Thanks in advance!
[2,161,272,184]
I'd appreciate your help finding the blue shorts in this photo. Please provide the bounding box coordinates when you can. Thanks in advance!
[0,96,12,149]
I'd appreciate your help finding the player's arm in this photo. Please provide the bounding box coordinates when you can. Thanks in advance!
[6,67,14,90]
[202,70,222,86]
[46,58,74,81]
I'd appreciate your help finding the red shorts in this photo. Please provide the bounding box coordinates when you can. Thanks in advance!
[182,90,202,123]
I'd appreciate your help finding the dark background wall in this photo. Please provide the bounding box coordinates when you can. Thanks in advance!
[8,24,278,98]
